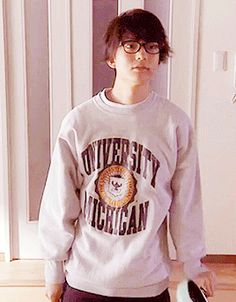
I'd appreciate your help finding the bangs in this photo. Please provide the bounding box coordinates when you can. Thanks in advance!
[119,11,165,43]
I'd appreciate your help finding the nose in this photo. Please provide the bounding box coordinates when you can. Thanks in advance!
[135,45,147,60]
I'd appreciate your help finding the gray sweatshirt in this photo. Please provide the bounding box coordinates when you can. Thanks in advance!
[38,89,208,298]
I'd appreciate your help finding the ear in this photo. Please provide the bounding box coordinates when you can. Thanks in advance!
[106,58,116,69]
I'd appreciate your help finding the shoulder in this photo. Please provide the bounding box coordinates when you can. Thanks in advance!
[60,96,97,128]
[154,92,193,129]
[58,95,97,139]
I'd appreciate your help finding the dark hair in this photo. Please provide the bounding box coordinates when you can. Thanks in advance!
[104,9,172,64]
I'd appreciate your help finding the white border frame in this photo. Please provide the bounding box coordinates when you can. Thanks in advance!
[167,0,173,101]
[190,0,201,127]
[118,0,144,14]
[169,0,201,124]
[71,0,93,107]
[0,0,12,261]
[48,0,72,148]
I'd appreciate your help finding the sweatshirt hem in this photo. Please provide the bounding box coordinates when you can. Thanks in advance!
[66,276,169,298]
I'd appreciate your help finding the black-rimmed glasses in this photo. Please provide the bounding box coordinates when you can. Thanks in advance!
[121,40,160,54]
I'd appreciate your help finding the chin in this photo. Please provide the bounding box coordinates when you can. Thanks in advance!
[132,76,152,86]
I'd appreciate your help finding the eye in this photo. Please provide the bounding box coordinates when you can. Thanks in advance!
[145,42,160,54]
[124,41,138,49]
[147,42,159,51]
[122,41,140,53]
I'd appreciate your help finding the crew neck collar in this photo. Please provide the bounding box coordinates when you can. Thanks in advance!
[94,88,156,114]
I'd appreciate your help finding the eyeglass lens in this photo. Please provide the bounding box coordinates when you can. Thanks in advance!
[122,41,159,54]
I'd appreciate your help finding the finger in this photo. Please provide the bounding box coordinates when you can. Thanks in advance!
[50,298,60,302]
[203,279,214,297]
[45,293,60,302]
[209,272,217,296]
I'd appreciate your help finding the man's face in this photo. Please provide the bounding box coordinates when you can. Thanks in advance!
[108,37,160,86]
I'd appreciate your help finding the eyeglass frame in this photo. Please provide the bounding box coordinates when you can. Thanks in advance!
[120,40,160,55]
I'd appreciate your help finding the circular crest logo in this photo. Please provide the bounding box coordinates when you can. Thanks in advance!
[95,165,137,208]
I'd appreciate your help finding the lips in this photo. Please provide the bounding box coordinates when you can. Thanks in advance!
[132,66,149,70]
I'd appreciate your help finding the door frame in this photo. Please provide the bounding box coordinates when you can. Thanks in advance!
[1,0,40,260]
[118,0,144,13]
[0,0,12,262]
[170,0,200,124]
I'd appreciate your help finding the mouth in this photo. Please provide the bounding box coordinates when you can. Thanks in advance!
[132,66,150,71]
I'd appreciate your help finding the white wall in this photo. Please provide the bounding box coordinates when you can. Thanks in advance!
[196,0,236,253]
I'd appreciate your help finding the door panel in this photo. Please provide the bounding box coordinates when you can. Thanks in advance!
[4,0,49,259]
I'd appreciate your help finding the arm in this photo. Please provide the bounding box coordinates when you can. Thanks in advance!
[44,261,65,301]
[38,119,82,300]
[169,120,215,296]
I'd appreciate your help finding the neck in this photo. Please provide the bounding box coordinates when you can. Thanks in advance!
[107,80,151,105]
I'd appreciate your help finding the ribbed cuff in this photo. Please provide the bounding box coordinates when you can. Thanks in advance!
[183,259,209,279]
[44,260,65,284]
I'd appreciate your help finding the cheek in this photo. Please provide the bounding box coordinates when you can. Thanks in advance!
[150,58,160,71]
[119,53,132,65]
[115,49,133,66]
[151,55,160,65]
[115,57,132,74]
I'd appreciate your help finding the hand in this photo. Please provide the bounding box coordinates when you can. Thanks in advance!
[45,283,64,302]
[193,270,216,297]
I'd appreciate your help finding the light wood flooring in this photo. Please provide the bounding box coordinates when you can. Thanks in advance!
[0,260,235,302]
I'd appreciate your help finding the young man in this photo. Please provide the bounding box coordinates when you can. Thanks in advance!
[39,9,215,302]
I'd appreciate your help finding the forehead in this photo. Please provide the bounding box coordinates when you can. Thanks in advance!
[121,31,156,43]
[121,33,146,43]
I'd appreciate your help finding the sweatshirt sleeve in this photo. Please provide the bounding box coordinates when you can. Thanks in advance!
[38,116,82,283]
[169,117,207,278]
